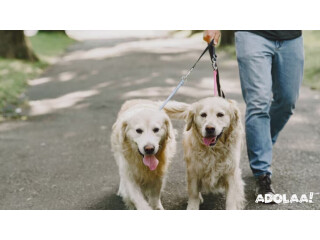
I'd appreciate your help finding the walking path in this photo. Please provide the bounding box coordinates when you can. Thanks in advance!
[1,33,319,209]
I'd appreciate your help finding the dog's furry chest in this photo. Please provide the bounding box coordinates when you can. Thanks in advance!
[184,137,234,193]
[192,152,228,191]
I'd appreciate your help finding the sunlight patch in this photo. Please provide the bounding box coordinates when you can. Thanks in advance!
[28,77,52,86]
[29,90,98,116]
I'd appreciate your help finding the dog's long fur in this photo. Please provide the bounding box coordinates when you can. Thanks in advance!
[111,99,176,210]
[164,97,245,210]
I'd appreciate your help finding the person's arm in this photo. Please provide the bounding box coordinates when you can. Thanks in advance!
[203,30,221,45]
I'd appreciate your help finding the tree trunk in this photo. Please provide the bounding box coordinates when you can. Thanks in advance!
[220,30,235,46]
[39,30,66,35]
[0,30,38,61]
[189,30,202,37]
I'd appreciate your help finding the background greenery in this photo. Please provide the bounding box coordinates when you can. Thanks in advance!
[303,31,320,90]
[0,30,319,121]
[0,32,75,119]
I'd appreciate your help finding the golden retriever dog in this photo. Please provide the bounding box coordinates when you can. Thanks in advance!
[111,99,176,210]
[164,97,245,210]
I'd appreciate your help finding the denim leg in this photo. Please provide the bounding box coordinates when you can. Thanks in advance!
[270,36,304,144]
[235,32,274,177]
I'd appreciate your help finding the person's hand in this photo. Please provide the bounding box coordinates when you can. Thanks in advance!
[203,30,221,45]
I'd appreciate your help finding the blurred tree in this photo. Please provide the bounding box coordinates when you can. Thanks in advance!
[220,30,235,46]
[0,30,38,61]
[39,30,67,35]
[189,30,202,36]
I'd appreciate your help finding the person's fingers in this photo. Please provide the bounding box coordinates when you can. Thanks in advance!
[203,30,214,43]
[213,32,221,45]
[203,31,211,43]
[203,30,221,45]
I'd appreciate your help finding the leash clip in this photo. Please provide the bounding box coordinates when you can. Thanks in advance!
[211,54,218,71]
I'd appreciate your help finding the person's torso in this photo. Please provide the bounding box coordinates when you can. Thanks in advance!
[237,30,302,40]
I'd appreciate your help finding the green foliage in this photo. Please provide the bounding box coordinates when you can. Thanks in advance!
[29,32,75,59]
[0,31,75,120]
[303,30,320,90]
[0,59,47,119]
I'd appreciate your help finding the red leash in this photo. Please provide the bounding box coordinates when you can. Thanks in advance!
[208,41,225,98]
[213,69,218,97]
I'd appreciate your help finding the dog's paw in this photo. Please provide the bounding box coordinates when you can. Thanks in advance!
[137,205,153,210]
[226,197,246,210]
[150,199,165,210]
[151,201,164,210]
[124,199,136,210]
[155,205,164,210]
[226,201,246,210]
[187,199,200,210]
[187,204,200,210]
[199,193,204,204]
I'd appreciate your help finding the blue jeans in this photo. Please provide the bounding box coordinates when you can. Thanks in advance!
[235,31,304,177]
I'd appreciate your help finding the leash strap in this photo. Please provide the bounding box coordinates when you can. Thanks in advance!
[159,39,224,110]
[208,42,225,98]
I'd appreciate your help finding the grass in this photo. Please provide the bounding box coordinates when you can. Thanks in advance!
[0,32,75,120]
[302,30,320,90]
[29,32,76,62]
[0,59,47,118]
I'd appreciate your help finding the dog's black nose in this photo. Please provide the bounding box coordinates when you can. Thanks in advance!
[205,126,215,135]
[144,145,155,155]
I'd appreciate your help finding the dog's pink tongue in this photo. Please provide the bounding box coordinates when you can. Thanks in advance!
[143,155,159,171]
[203,137,215,146]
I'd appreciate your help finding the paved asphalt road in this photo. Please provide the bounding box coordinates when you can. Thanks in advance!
[1,34,319,210]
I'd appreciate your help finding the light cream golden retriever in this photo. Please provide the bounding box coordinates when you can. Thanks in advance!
[164,97,245,210]
[111,99,176,210]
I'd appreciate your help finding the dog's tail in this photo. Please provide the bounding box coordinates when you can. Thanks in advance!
[161,101,190,120]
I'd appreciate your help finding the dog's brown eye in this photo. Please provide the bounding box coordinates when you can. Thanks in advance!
[136,128,143,134]
[153,128,159,133]
[200,113,207,118]
[217,112,224,117]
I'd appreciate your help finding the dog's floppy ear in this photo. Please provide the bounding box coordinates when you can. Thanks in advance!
[228,99,240,125]
[227,99,243,138]
[162,101,190,120]
[225,99,244,147]
[164,115,174,141]
[120,120,128,143]
[186,109,195,131]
